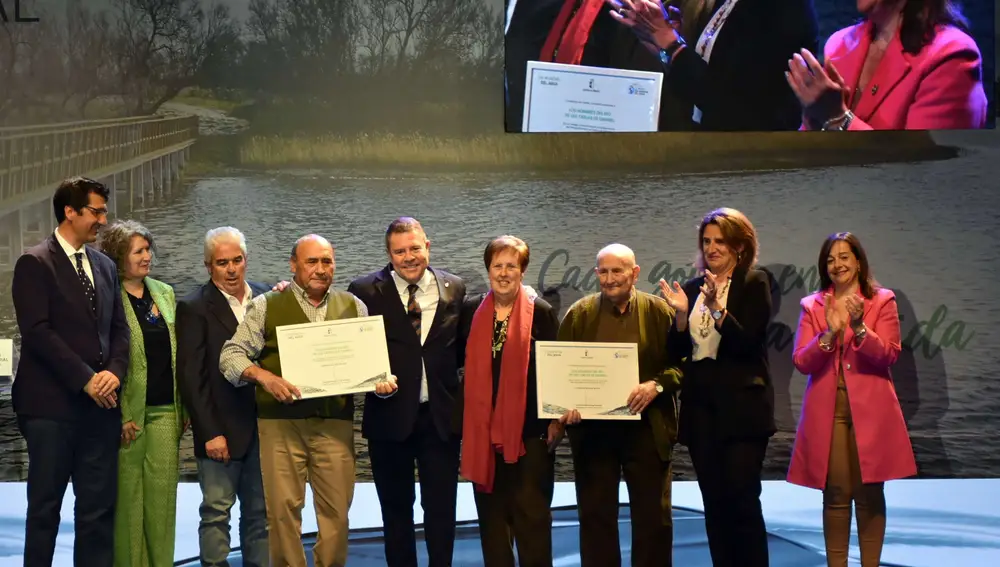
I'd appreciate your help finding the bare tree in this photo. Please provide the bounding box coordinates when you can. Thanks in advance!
[354,0,402,75]
[112,0,239,115]
[61,0,117,117]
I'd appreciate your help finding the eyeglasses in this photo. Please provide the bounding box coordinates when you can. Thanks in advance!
[83,205,109,217]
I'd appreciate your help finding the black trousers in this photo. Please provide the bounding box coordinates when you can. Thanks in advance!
[368,403,461,567]
[685,403,770,567]
[18,412,120,567]
[568,419,672,567]
[473,437,556,567]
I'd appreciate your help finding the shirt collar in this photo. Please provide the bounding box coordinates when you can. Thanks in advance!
[391,268,433,294]
[291,279,331,304]
[53,229,86,258]
[216,280,252,305]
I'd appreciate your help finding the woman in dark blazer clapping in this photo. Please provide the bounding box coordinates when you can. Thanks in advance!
[458,235,564,567]
[659,208,775,567]
[607,0,818,131]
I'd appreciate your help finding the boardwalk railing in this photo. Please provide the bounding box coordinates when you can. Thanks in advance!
[0,115,198,206]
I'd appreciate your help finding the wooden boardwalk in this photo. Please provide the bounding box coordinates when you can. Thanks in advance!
[0,115,199,271]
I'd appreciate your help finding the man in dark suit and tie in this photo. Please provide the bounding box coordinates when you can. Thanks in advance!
[11,177,129,567]
[176,227,270,567]
[347,217,467,567]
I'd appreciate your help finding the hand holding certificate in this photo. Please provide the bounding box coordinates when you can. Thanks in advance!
[275,315,395,400]
[522,61,663,133]
[535,341,641,421]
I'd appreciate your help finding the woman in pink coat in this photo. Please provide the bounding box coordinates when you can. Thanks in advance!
[785,0,987,131]
[787,232,916,567]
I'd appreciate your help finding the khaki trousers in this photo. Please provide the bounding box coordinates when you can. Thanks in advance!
[823,379,886,567]
[257,417,355,567]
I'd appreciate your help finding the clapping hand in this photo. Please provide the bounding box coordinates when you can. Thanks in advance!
[701,271,723,310]
[844,295,864,327]
[785,49,849,129]
[823,293,846,334]
[658,278,688,314]
[607,0,679,55]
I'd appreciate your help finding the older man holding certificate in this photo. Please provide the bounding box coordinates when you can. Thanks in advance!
[554,243,681,567]
[220,234,397,567]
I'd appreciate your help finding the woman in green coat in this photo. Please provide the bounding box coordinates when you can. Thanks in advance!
[99,220,187,567]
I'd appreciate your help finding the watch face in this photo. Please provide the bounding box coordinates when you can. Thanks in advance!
[658,50,670,65]
[712,310,723,320]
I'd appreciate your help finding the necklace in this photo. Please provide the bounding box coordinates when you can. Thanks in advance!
[492,310,509,358]
[697,278,731,339]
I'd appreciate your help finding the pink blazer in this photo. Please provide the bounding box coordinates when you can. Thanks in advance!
[786,287,917,490]
[818,21,987,130]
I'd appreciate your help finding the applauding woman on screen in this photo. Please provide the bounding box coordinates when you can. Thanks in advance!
[607,0,819,131]
[787,232,917,567]
[786,0,987,131]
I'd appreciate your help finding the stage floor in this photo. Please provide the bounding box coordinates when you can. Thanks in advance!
[0,480,997,566]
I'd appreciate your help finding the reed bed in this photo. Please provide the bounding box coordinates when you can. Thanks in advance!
[237,130,945,172]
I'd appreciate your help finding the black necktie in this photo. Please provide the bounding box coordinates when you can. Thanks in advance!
[75,252,97,314]
[407,284,421,339]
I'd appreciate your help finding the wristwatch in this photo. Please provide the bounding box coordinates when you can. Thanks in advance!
[658,38,686,67]
[853,324,867,340]
[654,382,664,394]
[711,308,725,321]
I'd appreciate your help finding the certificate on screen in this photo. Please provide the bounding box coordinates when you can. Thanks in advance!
[535,341,640,420]
[275,315,392,399]
[522,61,662,133]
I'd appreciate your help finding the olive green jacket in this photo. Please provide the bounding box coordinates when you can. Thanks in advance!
[557,290,682,461]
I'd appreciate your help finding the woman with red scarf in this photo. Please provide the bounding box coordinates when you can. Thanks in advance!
[459,235,563,567]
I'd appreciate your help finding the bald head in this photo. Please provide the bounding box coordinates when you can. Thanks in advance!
[596,243,637,269]
[290,234,333,260]
[289,234,335,300]
[595,243,640,309]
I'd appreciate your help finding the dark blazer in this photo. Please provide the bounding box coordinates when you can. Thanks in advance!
[504,0,693,132]
[347,265,467,442]
[11,234,130,421]
[453,292,560,439]
[667,0,818,131]
[670,266,776,442]
[176,280,270,460]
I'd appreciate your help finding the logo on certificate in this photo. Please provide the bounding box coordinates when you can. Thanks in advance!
[628,84,648,96]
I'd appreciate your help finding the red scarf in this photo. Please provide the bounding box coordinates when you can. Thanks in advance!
[460,286,534,493]
[539,0,605,65]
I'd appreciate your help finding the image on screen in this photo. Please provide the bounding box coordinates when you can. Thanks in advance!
[504,0,995,132]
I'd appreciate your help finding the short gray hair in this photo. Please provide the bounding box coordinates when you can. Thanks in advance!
[204,227,248,264]
[98,219,156,276]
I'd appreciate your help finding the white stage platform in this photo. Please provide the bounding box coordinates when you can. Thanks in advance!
[0,480,997,566]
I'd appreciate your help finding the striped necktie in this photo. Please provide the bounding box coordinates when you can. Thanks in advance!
[406,284,421,339]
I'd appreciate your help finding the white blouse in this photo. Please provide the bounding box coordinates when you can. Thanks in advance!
[689,277,732,361]
[692,0,742,124]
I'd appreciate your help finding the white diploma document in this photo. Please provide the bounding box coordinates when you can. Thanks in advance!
[522,61,663,133]
[535,341,640,420]
[0,339,12,376]
[275,315,392,399]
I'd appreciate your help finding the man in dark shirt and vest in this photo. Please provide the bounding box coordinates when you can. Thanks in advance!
[557,243,682,567]
[220,234,397,567]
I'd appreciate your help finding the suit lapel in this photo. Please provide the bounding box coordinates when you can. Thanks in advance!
[375,266,421,346]
[846,25,912,121]
[48,236,96,321]
[206,283,239,336]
